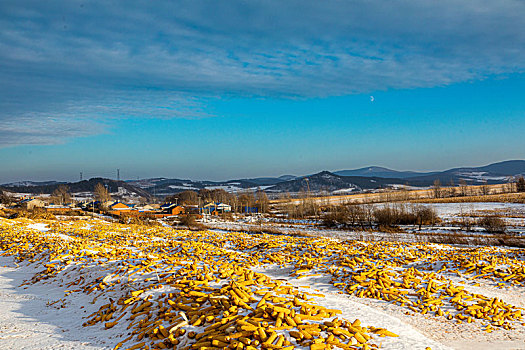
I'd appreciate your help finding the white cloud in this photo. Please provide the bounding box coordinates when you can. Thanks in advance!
[0,0,524,146]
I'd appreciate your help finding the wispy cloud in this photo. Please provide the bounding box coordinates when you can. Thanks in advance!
[0,115,106,146]
[1,0,524,146]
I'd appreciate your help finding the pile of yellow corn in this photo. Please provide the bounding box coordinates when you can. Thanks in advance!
[1,217,524,349]
[0,218,396,349]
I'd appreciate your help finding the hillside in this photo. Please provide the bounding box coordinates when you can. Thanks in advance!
[3,160,523,198]
[266,171,405,193]
[334,166,433,179]
[2,178,151,199]
[127,177,287,196]
[406,160,525,185]
[336,160,525,184]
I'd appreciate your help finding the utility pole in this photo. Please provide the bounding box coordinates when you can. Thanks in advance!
[80,172,83,181]
[117,169,120,182]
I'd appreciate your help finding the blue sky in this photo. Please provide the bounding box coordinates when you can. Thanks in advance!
[1,1,524,182]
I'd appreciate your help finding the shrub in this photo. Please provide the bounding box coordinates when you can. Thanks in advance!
[478,215,506,233]
[322,206,349,227]
[517,176,525,192]
[414,206,439,229]
[322,204,439,229]
[118,214,159,226]
[220,212,234,221]
[16,208,57,220]
[373,204,420,227]
[179,214,203,230]
[0,190,13,205]
[373,206,399,227]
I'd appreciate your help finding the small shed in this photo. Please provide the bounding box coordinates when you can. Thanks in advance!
[216,203,232,212]
[169,206,185,216]
[109,202,131,210]
[20,198,45,210]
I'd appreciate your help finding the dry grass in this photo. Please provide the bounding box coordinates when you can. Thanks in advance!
[411,192,525,204]
[271,183,518,207]
[0,208,57,220]
[203,222,312,237]
[206,221,525,248]
[343,230,525,248]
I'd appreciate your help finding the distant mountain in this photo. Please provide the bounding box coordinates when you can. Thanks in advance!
[267,171,404,193]
[128,178,169,189]
[3,180,63,187]
[278,175,297,181]
[334,166,434,179]
[335,160,525,184]
[406,160,525,185]
[127,176,288,197]
[3,160,523,199]
[243,177,289,186]
[2,178,152,199]
[449,160,525,178]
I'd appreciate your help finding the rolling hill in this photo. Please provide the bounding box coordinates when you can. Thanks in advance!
[2,160,523,198]
[334,166,434,179]
[1,178,152,200]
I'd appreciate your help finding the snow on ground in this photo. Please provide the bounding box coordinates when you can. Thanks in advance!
[204,185,242,191]
[0,256,110,350]
[254,264,451,350]
[2,217,525,349]
[207,201,525,240]
[421,202,525,217]
[420,202,525,228]
[206,221,525,246]
[333,188,358,194]
[253,250,525,350]
[168,185,199,190]
[456,172,509,182]
[26,223,50,232]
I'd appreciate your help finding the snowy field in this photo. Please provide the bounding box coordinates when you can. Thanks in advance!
[0,256,111,349]
[419,202,525,222]
[207,202,525,243]
[1,217,525,349]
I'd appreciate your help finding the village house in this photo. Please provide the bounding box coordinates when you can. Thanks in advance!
[109,202,131,211]
[19,198,45,210]
[201,202,232,215]
[160,202,185,216]
[108,202,133,216]
[45,204,82,215]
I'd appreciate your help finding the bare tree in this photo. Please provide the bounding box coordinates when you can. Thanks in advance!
[432,179,442,198]
[0,189,13,205]
[506,178,517,193]
[52,185,71,205]
[238,190,255,213]
[459,179,468,196]
[443,179,455,197]
[94,183,111,203]
[480,181,490,196]
[517,176,525,192]
[166,190,198,205]
[256,189,269,213]
[198,188,234,205]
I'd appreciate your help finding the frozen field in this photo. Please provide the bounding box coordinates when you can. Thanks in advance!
[207,202,525,244]
[1,217,525,349]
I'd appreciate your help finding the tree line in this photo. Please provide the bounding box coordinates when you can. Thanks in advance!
[166,188,269,213]
[322,203,439,230]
